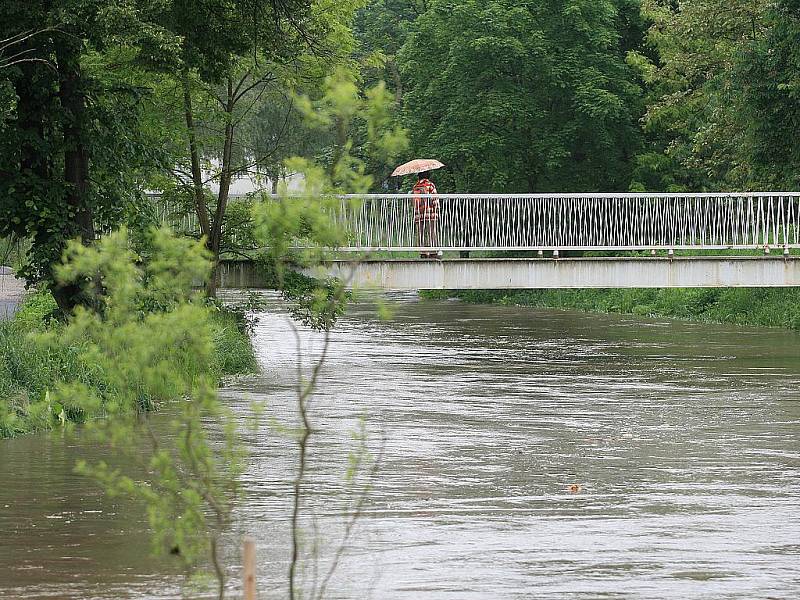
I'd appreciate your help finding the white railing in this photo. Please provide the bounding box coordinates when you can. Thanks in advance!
[148,192,800,252]
[331,193,800,251]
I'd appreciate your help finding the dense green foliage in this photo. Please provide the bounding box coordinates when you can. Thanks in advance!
[351,0,800,194]
[630,0,768,190]
[0,0,362,306]
[399,0,645,192]
[371,0,800,329]
[0,231,257,439]
[355,0,422,96]
[0,0,175,307]
[2,0,799,307]
[5,0,797,308]
[740,0,800,190]
[424,287,800,330]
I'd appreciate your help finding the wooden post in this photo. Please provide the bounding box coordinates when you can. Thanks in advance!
[243,537,256,600]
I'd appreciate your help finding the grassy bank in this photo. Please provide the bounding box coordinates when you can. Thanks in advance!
[422,287,800,330]
[0,290,258,438]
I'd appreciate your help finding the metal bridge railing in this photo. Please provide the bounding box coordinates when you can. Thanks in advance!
[147,192,800,252]
[331,193,800,252]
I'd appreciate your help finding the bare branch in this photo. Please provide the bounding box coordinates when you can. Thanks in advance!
[0,27,58,72]
[231,67,253,102]
[231,79,274,128]
[232,71,277,106]
[0,27,54,53]
[283,257,359,599]
[315,439,385,600]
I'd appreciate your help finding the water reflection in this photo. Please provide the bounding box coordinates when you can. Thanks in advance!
[2,295,800,598]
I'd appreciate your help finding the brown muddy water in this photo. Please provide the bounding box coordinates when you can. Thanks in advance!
[2,295,800,598]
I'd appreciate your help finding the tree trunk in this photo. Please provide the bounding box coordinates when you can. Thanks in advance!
[182,70,211,240]
[205,77,236,298]
[53,37,94,313]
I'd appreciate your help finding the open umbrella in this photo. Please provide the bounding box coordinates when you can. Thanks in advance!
[391,158,445,177]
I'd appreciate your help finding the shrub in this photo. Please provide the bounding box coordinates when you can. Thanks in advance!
[0,229,258,438]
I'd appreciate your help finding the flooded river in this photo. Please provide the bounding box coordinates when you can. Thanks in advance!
[2,296,800,598]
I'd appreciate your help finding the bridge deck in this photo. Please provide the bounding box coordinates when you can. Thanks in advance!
[218,257,800,290]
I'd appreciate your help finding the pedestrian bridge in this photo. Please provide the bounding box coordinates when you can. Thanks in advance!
[179,191,800,290]
[316,191,800,253]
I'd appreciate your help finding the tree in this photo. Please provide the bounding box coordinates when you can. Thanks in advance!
[60,73,405,597]
[148,0,310,272]
[248,87,323,193]
[737,0,800,190]
[0,0,364,307]
[0,27,55,128]
[354,0,428,99]
[143,0,365,296]
[629,0,772,191]
[398,0,645,193]
[43,229,250,599]
[251,72,405,596]
[0,1,184,311]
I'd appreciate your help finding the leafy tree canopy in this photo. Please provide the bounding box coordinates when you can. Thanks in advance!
[398,0,645,193]
[737,0,800,190]
[628,0,772,191]
[0,0,348,308]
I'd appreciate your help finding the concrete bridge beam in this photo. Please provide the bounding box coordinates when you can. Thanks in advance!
[217,257,800,290]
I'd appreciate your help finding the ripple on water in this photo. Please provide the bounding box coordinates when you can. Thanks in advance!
[2,298,800,598]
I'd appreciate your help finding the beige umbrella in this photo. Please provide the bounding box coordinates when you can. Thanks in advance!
[391,158,445,177]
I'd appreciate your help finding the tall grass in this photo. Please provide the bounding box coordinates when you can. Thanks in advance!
[0,290,258,438]
[209,308,259,378]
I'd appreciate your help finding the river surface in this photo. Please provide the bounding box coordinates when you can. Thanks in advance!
[2,296,800,599]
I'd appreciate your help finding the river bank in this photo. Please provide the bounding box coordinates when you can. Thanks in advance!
[422,287,800,330]
[0,289,258,438]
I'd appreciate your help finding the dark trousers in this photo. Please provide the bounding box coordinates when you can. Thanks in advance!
[415,218,439,256]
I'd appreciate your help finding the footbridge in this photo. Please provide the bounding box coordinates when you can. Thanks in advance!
[207,192,800,290]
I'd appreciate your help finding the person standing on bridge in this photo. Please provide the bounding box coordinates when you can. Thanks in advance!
[391,159,445,259]
[412,171,442,259]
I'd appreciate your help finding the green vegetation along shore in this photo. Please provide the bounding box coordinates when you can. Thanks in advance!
[422,288,800,331]
[0,289,258,438]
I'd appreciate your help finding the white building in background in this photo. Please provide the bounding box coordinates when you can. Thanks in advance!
[204,160,304,196]
[147,160,305,198]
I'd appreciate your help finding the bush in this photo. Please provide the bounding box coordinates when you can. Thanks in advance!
[210,309,259,378]
[0,291,85,436]
[11,288,58,330]
[0,231,259,438]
